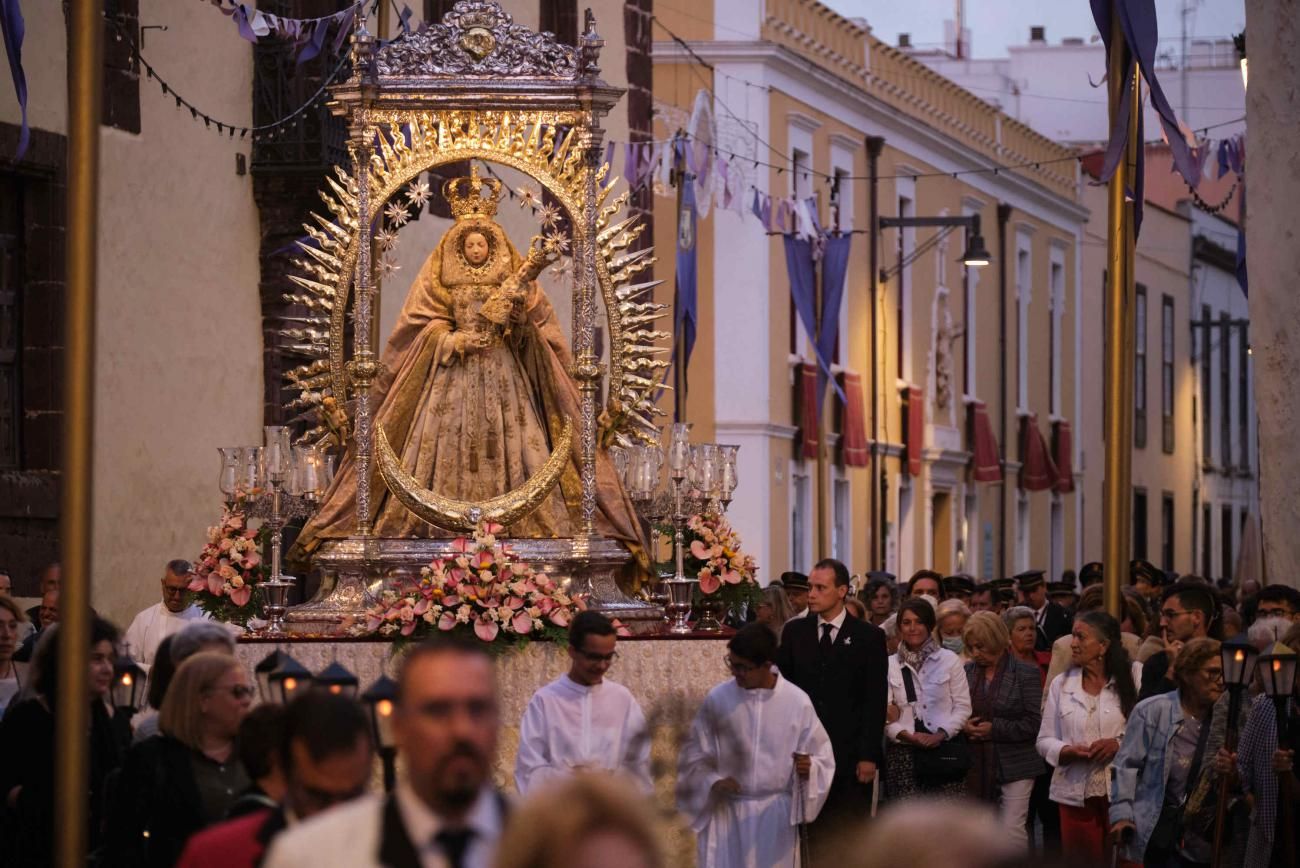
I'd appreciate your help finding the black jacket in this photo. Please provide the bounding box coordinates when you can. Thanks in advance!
[775,611,888,775]
[1034,601,1073,652]
[103,735,210,868]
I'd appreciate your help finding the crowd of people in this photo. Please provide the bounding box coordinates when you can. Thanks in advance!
[0,558,1297,868]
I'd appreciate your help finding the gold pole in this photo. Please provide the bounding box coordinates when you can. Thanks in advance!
[1102,4,1138,619]
[58,2,102,866]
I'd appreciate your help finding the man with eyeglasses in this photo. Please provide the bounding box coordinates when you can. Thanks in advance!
[124,558,209,668]
[178,692,374,868]
[1139,580,1221,701]
[678,623,834,868]
[265,635,506,868]
[514,610,650,795]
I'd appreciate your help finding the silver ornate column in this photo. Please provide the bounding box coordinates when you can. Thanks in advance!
[348,22,378,538]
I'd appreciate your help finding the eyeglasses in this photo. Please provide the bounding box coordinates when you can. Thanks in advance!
[1257,605,1291,618]
[208,684,256,700]
[723,655,759,674]
[1202,667,1224,682]
[575,649,618,664]
[1160,609,1193,620]
[162,585,188,597]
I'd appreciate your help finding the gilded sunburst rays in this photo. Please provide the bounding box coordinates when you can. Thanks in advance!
[280,109,668,451]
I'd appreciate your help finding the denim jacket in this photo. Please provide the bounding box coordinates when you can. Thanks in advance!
[1109,690,1191,863]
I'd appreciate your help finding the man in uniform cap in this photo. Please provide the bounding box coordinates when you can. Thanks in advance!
[1047,580,1079,615]
[968,581,997,614]
[941,574,976,605]
[989,578,1016,613]
[1078,562,1104,589]
[906,570,943,600]
[1014,570,1072,655]
[781,572,810,622]
[1129,559,1163,604]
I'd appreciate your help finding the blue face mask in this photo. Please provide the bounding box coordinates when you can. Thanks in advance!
[941,636,964,654]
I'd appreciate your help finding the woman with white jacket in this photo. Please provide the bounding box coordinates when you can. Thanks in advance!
[885,597,973,800]
[1035,611,1138,866]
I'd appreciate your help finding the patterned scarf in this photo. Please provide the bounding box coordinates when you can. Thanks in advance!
[898,636,940,673]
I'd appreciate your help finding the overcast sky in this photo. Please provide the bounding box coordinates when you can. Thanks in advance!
[825,0,1245,59]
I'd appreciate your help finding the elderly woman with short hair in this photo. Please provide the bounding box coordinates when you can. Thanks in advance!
[961,612,1045,846]
[1002,606,1042,681]
[935,599,972,658]
[1110,637,1224,867]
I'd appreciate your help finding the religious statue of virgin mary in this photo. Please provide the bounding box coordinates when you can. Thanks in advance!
[295,167,644,557]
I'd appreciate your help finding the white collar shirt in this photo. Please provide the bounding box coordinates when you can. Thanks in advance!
[816,608,848,644]
[394,783,503,868]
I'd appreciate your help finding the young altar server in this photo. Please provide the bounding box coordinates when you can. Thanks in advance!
[514,610,652,794]
[677,623,836,868]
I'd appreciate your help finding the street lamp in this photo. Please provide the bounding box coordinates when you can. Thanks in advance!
[361,674,399,792]
[878,213,992,268]
[110,656,148,714]
[1212,634,1259,868]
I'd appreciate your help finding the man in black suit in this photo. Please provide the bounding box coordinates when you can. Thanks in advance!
[776,558,887,863]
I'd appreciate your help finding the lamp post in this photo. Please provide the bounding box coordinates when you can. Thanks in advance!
[110,656,148,715]
[361,675,399,792]
[315,661,360,698]
[1258,641,1297,868]
[1212,634,1258,868]
[877,214,992,269]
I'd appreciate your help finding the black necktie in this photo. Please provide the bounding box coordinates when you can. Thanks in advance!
[820,622,834,656]
[435,828,475,868]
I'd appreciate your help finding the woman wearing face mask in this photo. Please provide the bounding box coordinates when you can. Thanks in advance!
[961,612,1045,846]
[885,598,972,800]
[0,617,130,868]
[1035,611,1138,865]
[935,599,972,659]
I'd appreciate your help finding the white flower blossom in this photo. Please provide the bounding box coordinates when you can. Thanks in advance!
[384,201,410,227]
[405,178,432,208]
[516,185,540,210]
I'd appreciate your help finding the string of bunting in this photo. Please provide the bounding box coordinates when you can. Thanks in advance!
[109,17,352,141]
[202,0,390,65]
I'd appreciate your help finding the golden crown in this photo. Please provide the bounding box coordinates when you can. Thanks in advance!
[442,166,503,219]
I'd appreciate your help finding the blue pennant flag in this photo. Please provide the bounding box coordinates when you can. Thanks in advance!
[673,137,698,414]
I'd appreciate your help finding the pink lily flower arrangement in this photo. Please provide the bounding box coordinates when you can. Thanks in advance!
[187,496,269,628]
[360,521,610,647]
[684,512,760,605]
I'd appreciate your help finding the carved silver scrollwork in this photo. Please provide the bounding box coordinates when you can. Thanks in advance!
[375,0,582,79]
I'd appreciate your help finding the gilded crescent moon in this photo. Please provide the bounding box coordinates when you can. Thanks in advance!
[375,417,575,532]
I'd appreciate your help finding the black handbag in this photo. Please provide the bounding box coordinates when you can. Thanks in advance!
[902,666,972,782]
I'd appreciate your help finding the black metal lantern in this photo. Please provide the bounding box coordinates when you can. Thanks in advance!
[266,654,313,705]
[315,661,359,698]
[1258,641,1297,700]
[254,649,292,702]
[1221,634,1259,689]
[111,656,148,713]
[361,674,399,791]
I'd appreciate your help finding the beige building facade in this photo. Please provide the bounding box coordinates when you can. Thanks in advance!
[652,0,1088,583]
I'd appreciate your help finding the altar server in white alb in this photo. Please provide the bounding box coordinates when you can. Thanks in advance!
[514,610,651,794]
[123,559,208,668]
[677,623,836,868]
